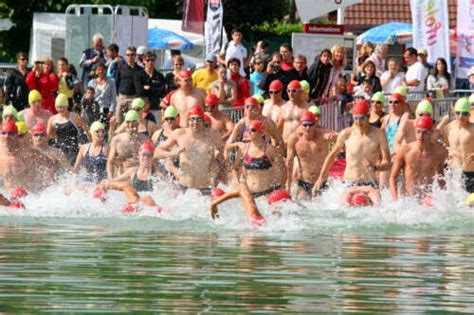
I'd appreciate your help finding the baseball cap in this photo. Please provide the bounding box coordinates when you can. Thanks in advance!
[418,48,428,56]
[205,54,217,63]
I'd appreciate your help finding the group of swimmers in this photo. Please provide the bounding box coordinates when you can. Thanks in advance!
[0,71,473,225]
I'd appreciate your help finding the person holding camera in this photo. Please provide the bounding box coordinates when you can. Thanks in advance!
[257,52,291,100]
[79,33,106,86]
[25,56,59,114]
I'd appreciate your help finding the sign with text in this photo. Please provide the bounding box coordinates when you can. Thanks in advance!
[295,0,363,22]
[304,23,344,35]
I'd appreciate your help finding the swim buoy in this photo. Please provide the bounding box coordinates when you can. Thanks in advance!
[9,201,25,208]
[10,186,27,200]
[329,159,346,179]
[466,193,474,207]
[211,188,225,199]
[122,203,138,213]
[251,214,266,228]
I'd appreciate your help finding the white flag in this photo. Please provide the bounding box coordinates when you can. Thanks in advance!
[204,0,224,57]
[410,0,450,72]
[456,0,474,79]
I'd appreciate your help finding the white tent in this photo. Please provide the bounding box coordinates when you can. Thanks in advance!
[29,13,66,63]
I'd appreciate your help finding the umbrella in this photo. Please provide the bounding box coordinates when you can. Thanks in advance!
[148,27,195,50]
[357,22,413,45]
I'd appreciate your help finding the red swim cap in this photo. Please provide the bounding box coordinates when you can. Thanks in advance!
[178,69,192,79]
[250,120,265,134]
[350,192,371,206]
[415,116,434,130]
[205,94,219,106]
[140,141,154,153]
[245,97,259,106]
[352,99,370,115]
[2,121,18,134]
[211,188,225,199]
[390,93,404,103]
[188,105,204,118]
[300,111,315,123]
[9,201,24,208]
[10,186,27,200]
[267,189,292,205]
[269,80,283,91]
[287,80,302,90]
[204,114,212,127]
[30,123,46,134]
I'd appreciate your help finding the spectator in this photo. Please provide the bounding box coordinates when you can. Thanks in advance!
[323,45,346,97]
[79,33,106,86]
[308,49,332,101]
[354,60,381,93]
[279,43,294,71]
[287,54,309,82]
[134,51,166,118]
[162,50,196,71]
[456,66,474,90]
[164,55,184,93]
[381,58,405,93]
[426,57,451,96]
[218,28,248,77]
[417,48,433,72]
[330,78,353,113]
[115,46,140,124]
[81,87,102,128]
[258,52,291,99]
[353,79,374,101]
[57,57,76,110]
[4,52,30,111]
[367,44,388,77]
[26,56,59,114]
[210,64,236,107]
[105,43,125,79]
[88,63,116,125]
[403,47,428,92]
[249,40,270,66]
[227,58,250,107]
[357,42,374,73]
[136,46,146,68]
[192,54,218,93]
[250,57,265,95]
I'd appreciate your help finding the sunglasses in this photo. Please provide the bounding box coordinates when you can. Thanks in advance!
[1,131,17,136]
[418,113,431,117]
[302,123,315,127]
[455,111,470,116]
[249,128,259,133]
[164,118,176,122]
[95,129,105,134]
[245,105,258,110]
[287,89,300,93]
[388,100,400,105]
[371,101,382,104]
[33,133,45,137]
[204,106,214,111]
[181,78,192,83]
[140,152,153,158]
[189,117,203,122]
[353,115,368,120]
[269,90,281,95]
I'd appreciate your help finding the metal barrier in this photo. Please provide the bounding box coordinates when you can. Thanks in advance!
[221,107,244,124]
[319,99,352,131]
[432,98,456,120]
[383,91,427,103]
[452,90,474,98]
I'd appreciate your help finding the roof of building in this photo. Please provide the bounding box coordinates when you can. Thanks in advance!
[344,0,457,33]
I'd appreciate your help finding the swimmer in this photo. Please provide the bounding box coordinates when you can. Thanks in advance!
[390,116,448,200]
[19,90,52,130]
[113,98,158,138]
[96,141,158,211]
[154,105,221,195]
[438,98,474,194]
[262,80,285,124]
[286,111,337,199]
[107,110,149,179]
[226,97,283,154]
[169,70,207,127]
[340,186,381,207]
[74,121,109,183]
[277,80,310,143]
[203,93,234,141]
[230,119,287,198]
[313,99,391,196]
[0,121,60,192]
[30,122,69,170]
[2,105,18,124]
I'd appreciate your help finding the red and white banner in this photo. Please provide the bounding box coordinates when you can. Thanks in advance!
[456,0,474,79]
[182,0,205,34]
[204,0,224,56]
[410,0,450,72]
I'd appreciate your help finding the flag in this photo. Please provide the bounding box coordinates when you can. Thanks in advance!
[456,0,474,79]
[410,0,450,72]
[205,0,224,56]
[182,0,205,34]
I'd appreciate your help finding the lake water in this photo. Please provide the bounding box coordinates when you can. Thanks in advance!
[0,176,473,312]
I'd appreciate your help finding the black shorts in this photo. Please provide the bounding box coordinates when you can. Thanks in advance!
[251,185,282,198]
[297,180,328,195]
[463,172,474,193]
[345,181,379,189]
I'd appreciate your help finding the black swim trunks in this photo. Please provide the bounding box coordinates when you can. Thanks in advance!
[463,172,474,193]
[297,180,328,195]
[251,185,282,198]
[345,181,379,189]
[176,184,212,196]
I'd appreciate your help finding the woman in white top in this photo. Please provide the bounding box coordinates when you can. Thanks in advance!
[323,45,346,97]
[380,58,405,93]
[426,57,451,95]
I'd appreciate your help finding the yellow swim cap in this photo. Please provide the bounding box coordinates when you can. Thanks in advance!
[55,93,69,108]
[2,105,18,118]
[90,121,105,133]
[300,80,310,94]
[164,106,178,119]
[308,105,320,115]
[466,193,474,206]
[371,91,385,103]
[131,98,145,110]
[125,110,140,122]
[253,94,265,105]
[28,89,42,103]
[15,121,28,135]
